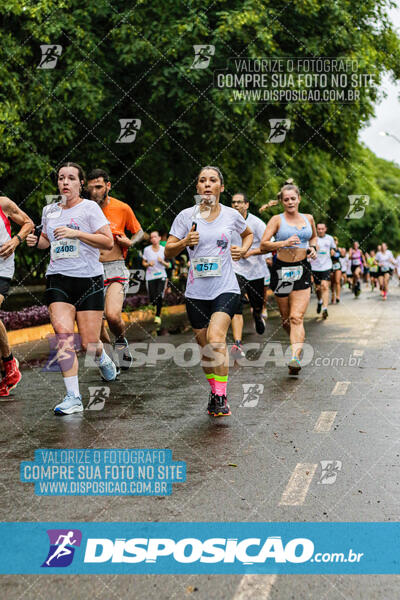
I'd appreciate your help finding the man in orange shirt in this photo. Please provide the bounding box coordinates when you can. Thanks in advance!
[87,169,143,372]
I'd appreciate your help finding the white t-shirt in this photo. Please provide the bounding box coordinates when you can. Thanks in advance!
[311,234,336,271]
[42,199,109,277]
[0,206,14,278]
[376,250,394,272]
[143,245,167,280]
[231,212,266,280]
[169,204,247,300]
[339,256,346,271]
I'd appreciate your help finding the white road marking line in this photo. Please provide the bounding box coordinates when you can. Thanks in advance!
[279,463,317,506]
[314,411,337,432]
[358,339,368,346]
[331,381,350,395]
[353,349,364,357]
[233,574,278,599]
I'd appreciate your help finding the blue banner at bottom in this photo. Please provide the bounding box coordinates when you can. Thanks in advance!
[0,522,399,574]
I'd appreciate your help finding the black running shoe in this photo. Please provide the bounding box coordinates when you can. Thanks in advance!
[336,298,340,303]
[254,313,266,335]
[214,394,231,417]
[288,357,301,375]
[317,302,322,314]
[114,338,132,370]
[207,392,216,415]
[322,308,328,319]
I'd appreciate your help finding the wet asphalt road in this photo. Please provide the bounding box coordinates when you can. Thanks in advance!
[2,283,400,599]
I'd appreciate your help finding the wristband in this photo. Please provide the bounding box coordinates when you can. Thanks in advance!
[16,234,22,245]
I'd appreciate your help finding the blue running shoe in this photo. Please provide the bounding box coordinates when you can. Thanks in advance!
[98,353,117,382]
[54,392,83,415]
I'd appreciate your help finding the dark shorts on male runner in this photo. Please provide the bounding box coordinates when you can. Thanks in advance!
[186,292,241,330]
[312,269,332,285]
[45,274,104,311]
[0,276,12,300]
[234,274,264,315]
[270,259,312,298]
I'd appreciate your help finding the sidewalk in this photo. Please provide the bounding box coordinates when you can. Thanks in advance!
[8,305,187,346]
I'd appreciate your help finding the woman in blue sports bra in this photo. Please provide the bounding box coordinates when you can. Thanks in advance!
[260,181,317,375]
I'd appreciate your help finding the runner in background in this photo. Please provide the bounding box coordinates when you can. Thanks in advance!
[230,192,267,359]
[262,253,272,319]
[142,231,169,326]
[330,236,342,304]
[366,249,378,291]
[376,242,396,300]
[87,169,143,371]
[160,232,173,294]
[395,253,400,285]
[349,241,365,297]
[339,248,347,286]
[165,166,253,416]
[0,196,33,396]
[310,223,336,319]
[345,248,352,288]
[260,181,318,375]
[27,162,116,415]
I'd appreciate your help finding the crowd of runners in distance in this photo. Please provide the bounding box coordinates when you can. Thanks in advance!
[0,163,397,417]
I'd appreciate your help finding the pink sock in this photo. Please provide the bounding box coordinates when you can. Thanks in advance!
[214,381,227,396]
[206,375,216,393]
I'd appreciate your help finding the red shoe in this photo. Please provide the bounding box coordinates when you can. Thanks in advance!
[0,379,10,397]
[3,358,21,392]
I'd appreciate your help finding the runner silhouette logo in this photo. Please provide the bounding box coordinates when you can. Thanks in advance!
[116,119,142,143]
[191,45,215,69]
[42,529,82,568]
[37,45,62,69]
[345,195,369,220]
[267,119,291,143]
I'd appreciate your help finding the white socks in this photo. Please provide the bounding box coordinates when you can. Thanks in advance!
[63,375,80,397]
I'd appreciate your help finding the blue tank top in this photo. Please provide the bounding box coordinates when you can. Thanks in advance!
[275,213,312,249]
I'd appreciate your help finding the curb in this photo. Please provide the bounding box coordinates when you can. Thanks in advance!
[8,304,187,347]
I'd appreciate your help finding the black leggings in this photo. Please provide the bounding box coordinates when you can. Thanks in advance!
[147,278,167,316]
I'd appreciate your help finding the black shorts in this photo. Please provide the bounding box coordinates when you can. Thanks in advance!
[312,270,332,285]
[0,276,12,299]
[379,268,393,277]
[270,259,312,298]
[370,270,379,278]
[351,264,362,274]
[147,278,167,304]
[235,274,264,315]
[45,274,104,311]
[186,292,241,330]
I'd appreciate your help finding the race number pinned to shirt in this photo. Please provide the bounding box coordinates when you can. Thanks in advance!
[281,265,303,282]
[50,239,80,260]
[192,256,222,278]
